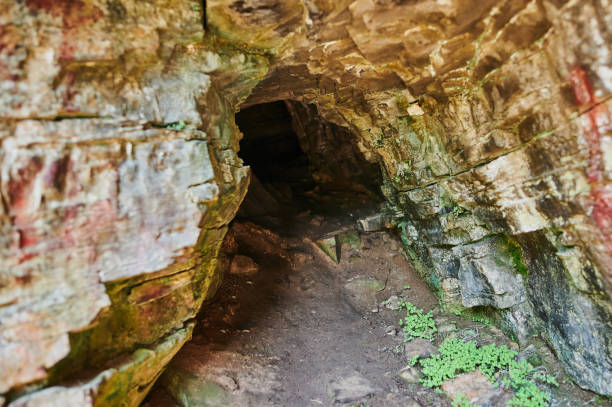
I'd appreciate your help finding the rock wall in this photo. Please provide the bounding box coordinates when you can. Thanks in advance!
[0,1,268,405]
[0,0,611,404]
[235,0,612,395]
[285,100,381,192]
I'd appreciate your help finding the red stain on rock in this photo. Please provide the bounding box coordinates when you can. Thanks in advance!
[26,0,104,61]
[18,253,36,265]
[8,156,44,215]
[18,229,38,249]
[8,157,44,259]
[569,66,595,106]
[592,185,612,240]
[0,24,22,81]
[57,71,80,109]
[44,156,71,191]
[61,199,117,253]
[569,66,609,184]
[59,34,79,62]
[131,284,173,305]
[570,66,612,270]
[26,0,104,29]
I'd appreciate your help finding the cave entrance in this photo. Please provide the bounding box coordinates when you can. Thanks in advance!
[234,100,316,227]
[146,101,442,406]
[145,100,578,407]
[234,100,381,233]
[236,100,310,188]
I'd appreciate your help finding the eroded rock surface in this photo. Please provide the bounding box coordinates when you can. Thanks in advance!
[239,0,612,395]
[1,0,611,403]
[1,0,260,404]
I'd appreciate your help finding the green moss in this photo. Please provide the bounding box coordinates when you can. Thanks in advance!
[337,230,361,249]
[41,224,230,392]
[458,306,497,327]
[429,272,441,291]
[453,394,477,407]
[419,338,516,387]
[166,121,187,130]
[593,395,612,405]
[316,237,339,263]
[394,93,409,112]
[397,115,413,127]
[398,221,411,245]
[417,338,558,406]
[438,189,468,219]
[450,206,466,218]
[504,236,529,277]
[494,235,529,277]
[373,134,386,147]
[477,67,501,87]
[396,300,437,341]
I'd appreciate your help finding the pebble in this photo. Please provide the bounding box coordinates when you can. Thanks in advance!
[403,338,438,360]
[328,374,379,403]
[441,371,513,407]
[385,326,397,336]
[398,366,423,384]
[383,295,400,310]
[389,240,400,251]
[520,344,543,366]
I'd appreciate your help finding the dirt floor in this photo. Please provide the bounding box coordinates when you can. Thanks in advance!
[143,194,610,407]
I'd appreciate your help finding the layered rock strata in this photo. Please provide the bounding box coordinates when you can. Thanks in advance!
[241,0,612,395]
[0,0,265,404]
[0,0,611,404]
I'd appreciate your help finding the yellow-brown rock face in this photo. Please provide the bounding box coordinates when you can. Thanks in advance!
[0,0,610,404]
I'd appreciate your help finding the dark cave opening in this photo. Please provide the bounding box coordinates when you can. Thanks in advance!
[234,100,383,232]
[236,101,312,187]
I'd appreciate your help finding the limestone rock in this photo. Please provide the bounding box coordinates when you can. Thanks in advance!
[403,339,438,361]
[8,324,194,407]
[0,120,228,395]
[441,371,513,407]
[245,0,612,392]
[156,343,280,407]
[398,366,423,384]
[344,277,385,311]
[0,0,257,401]
[315,236,339,263]
[328,374,379,404]
[357,213,388,232]
[1,0,612,401]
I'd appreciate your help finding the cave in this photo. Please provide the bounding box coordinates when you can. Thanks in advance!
[236,101,309,188]
[235,100,318,225]
[1,1,612,407]
[234,100,382,229]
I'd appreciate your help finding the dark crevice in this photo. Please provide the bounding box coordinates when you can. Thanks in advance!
[202,0,207,30]
[234,100,382,235]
